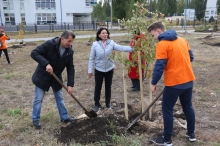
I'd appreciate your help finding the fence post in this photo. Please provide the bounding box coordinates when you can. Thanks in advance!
[67,23,69,30]
[107,21,108,30]
[79,22,81,30]
[74,23,75,30]
[34,23,37,33]
[96,22,98,30]
[64,22,66,30]
[16,24,19,31]
[93,21,95,30]
[52,24,54,32]
[82,23,84,30]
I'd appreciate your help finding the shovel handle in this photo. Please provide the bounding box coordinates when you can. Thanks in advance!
[126,89,164,130]
[51,73,89,113]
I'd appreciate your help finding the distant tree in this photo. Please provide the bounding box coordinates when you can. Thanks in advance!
[209,16,215,23]
[188,0,195,9]
[112,0,137,20]
[157,0,176,16]
[217,0,220,14]
[91,2,105,21]
[194,0,207,20]
[176,0,185,16]
[147,0,157,13]
[103,0,111,18]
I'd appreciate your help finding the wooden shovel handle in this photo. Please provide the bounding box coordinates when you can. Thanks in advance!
[51,73,89,113]
[126,89,164,130]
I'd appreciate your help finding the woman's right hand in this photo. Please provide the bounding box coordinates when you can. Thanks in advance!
[88,73,92,78]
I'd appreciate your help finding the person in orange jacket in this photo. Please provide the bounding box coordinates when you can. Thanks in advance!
[128,32,145,91]
[0,29,12,64]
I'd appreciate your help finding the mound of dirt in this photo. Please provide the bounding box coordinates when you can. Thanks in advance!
[55,100,185,145]
[202,33,220,46]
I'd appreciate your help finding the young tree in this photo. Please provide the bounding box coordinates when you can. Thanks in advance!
[194,0,207,20]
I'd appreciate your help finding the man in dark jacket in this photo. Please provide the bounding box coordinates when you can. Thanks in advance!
[31,30,76,129]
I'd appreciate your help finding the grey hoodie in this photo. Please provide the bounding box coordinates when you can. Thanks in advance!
[88,39,133,73]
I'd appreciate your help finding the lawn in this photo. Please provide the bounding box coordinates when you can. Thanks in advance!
[0,31,220,146]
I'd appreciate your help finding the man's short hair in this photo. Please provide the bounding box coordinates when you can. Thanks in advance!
[147,21,165,32]
[61,30,75,39]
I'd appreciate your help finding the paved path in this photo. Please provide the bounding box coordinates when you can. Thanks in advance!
[7,30,210,43]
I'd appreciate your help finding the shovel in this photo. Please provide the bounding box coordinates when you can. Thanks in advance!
[52,73,97,118]
[126,89,163,130]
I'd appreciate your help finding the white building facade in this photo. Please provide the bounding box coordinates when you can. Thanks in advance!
[205,0,218,20]
[184,0,218,21]
[0,0,97,25]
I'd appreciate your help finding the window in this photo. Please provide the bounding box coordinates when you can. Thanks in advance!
[20,2,25,10]
[4,13,15,25]
[21,13,25,22]
[35,0,56,9]
[211,11,214,14]
[35,13,56,24]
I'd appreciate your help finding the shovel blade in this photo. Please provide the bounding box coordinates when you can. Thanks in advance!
[85,110,97,118]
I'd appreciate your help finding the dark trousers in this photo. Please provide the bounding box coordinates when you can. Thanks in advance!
[94,69,114,106]
[0,49,11,64]
[131,78,140,89]
[162,86,195,140]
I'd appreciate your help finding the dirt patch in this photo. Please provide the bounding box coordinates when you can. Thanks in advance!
[202,33,220,46]
[56,101,185,145]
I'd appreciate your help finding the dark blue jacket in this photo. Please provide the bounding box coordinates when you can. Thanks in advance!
[151,30,194,89]
[31,37,75,91]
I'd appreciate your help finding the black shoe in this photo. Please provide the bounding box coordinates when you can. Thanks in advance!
[185,133,196,142]
[151,137,173,146]
[33,120,41,129]
[61,118,77,123]
[132,88,140,91]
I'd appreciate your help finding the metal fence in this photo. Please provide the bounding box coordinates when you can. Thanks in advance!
[1,22,119,33]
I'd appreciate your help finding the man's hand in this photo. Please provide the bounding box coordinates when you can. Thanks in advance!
[150,84,157,92]
[88,73,92,78]
[46,64,53,74]
[67,86,73,94]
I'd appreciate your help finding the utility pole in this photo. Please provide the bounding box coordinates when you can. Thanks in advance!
[110,0,112,30]
[184,0,188,32]
[0,7,2,26]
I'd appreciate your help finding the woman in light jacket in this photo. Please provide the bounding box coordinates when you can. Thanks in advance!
[88,27,133,112]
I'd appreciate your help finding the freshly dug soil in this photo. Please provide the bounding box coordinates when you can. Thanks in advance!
[56,102,149,145]
[56,101,184,145]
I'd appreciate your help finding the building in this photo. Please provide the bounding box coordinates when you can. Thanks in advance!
[184,9,195,21]
[0,0,97,25]
[205,0,218,20]
[184,0,218,21]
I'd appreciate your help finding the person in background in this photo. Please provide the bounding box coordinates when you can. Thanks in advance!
[128,32,145,91]
[147,22,196,146]
[0,29,12,65]
[31,30,76,129]
[88,27,134,112]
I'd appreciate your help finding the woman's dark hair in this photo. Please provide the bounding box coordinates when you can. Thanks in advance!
[96,27,110,41]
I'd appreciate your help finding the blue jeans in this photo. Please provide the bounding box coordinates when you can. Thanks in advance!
[162,87,195,140]
[32,86,69,121]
